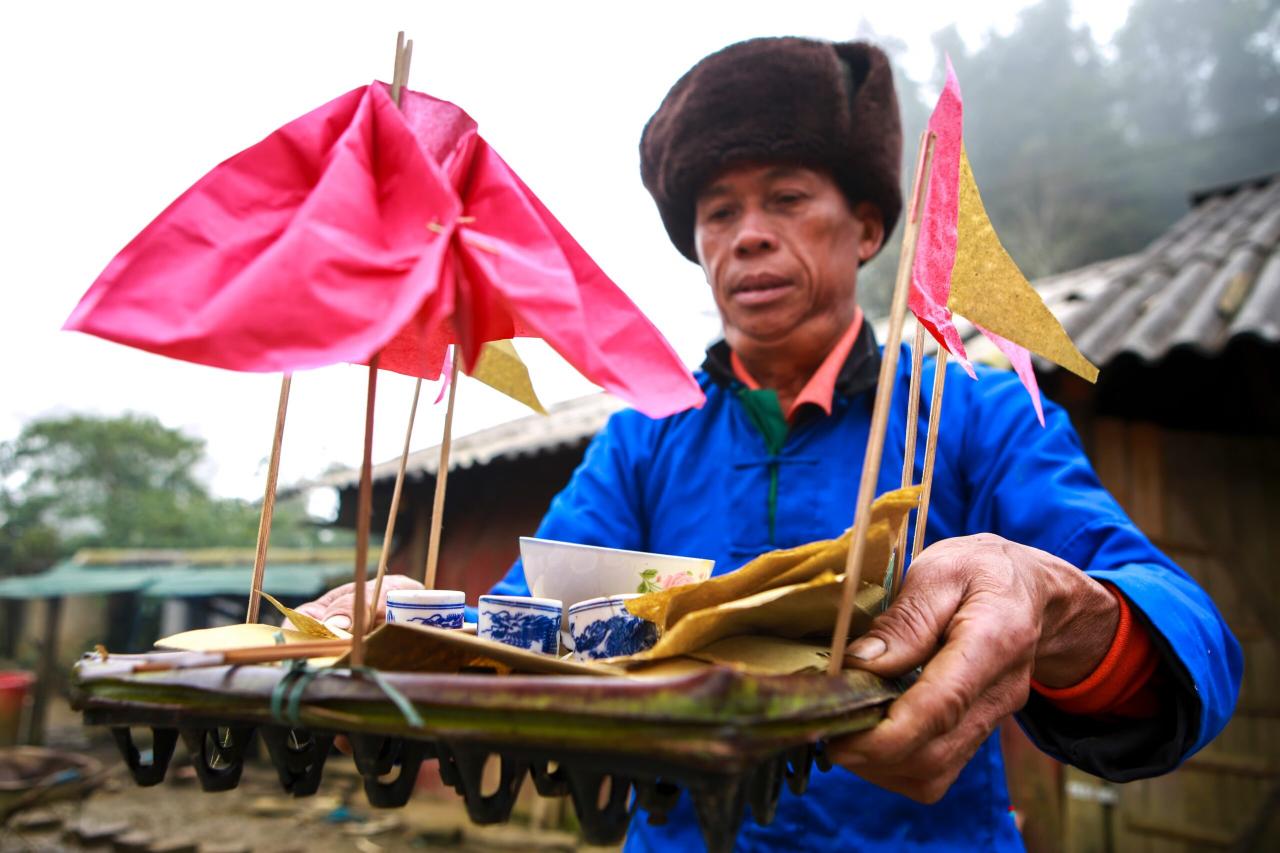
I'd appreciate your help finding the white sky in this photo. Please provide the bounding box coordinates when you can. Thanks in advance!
[0,0,1130,500]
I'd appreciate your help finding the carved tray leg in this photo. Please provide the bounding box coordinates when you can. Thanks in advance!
[259,727,333,797]
[179,726,255,792]
[351,737,432,808]
[691,774,747,853]
[110,727,178,787]
[436,742,529,825]
[564,765,634,846]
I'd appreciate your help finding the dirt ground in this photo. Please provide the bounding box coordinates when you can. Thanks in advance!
[3,707,618,853]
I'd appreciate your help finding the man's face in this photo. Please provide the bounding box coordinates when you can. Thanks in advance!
[693,164,884,354]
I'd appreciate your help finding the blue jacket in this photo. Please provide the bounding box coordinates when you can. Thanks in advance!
[489,333,1242,851]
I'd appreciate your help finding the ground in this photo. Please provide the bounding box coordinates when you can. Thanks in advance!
[3,705,617,853]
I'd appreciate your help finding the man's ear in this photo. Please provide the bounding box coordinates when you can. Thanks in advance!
[853,201,886,262]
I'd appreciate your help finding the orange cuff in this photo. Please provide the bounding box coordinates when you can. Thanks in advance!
[1031,582,1161,718]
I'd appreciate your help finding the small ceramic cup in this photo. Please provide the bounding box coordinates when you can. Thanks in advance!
[385,589,465,630]
[477,594,562,655]
[566,594,659,661]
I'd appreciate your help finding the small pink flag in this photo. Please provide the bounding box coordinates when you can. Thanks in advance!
[976,325,1045,426]
[910,57,976,380]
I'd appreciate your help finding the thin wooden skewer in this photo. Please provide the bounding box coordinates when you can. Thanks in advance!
[368,379,422,625]
[130,640,351,674]
[365,32,418,626]
[423,352,460,590]
[912,348,949,559]
[245,374,292,624]
[350,355,379,668]
[827,131,936,677]
[890,323,927,601]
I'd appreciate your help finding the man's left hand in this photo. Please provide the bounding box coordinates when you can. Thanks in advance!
[826,533,1119,803]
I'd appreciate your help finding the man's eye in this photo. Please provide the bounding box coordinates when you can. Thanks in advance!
[707,207,734,221]
[775,192,804,205]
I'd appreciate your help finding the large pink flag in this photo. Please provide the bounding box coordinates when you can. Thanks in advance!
[65,83,704,419]
[910,58,975,379]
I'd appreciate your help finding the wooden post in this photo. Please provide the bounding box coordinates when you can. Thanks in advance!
[28,596,63,745]
[245,374,292,623]
[423,353,460,590]
[912,348,949,559]
[350,357,379,668]
[827,131,936,676]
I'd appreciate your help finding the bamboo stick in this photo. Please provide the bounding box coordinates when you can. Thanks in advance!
[128,640,351,674]
[423,353,460,590]
[912,348,949,559]
[245,374,292,623]
[826,131,936,676]
[350,356,379,668]
[890,323,927,601]
[368,379,422,625]
[365,32,419,626]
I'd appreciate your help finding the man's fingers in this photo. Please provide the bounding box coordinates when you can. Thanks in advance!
[838,615,1024,763]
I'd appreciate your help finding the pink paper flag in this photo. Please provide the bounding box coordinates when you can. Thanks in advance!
[975,325,1045,426]
[910,57,976,379]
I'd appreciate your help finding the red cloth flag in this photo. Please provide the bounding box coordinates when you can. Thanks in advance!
[65,83,704,419]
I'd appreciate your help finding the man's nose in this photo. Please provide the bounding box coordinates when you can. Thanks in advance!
[732,210,777,258]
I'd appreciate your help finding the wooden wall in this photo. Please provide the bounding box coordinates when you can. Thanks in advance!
[1060,418,1280,851]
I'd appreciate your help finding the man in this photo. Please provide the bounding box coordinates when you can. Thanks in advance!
[301,37,1241,850]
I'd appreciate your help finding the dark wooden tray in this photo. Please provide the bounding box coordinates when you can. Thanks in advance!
[72,657,897,851]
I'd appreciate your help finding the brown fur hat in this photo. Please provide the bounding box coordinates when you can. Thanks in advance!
[640,37,903,263]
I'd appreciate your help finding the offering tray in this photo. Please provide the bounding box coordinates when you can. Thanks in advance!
[71,654,898,851]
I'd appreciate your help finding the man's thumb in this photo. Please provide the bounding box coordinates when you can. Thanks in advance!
[844,589,953,676]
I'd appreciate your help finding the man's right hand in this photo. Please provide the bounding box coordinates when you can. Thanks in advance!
[293,575,425,631]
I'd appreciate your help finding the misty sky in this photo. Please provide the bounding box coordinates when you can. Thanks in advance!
[0,0,1132,500]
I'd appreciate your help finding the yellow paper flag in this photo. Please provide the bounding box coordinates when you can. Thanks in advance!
[947,148,1098,383]
[469,340,547,414]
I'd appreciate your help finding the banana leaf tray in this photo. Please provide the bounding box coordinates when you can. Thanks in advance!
[71,657,897,851]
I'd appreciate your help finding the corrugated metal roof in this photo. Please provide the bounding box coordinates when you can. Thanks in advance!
[883,173,1280,372]
[321,392,625,489]
[329,174,1279,487]
[0,560,347,600]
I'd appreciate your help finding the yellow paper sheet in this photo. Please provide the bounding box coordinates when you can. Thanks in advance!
[946,148,1098,383]
[470,339,547,414]
[156,623,317,651]
[624,574,884,663]
[259,591,347,640]
[627,486,919,630]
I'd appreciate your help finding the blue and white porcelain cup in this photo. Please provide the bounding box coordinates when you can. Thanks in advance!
[385,589,465,630]
[477,595,562,655]
[566,594,658,661]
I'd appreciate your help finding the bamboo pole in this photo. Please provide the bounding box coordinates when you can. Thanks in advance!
[350,356,379,668]
[367,379,422,625]
[827,131,936,676]
[890,323,927,602]
[423,353,460,590]
[912,348,949,559]
[245,374,292,623]
[365,32,418,625]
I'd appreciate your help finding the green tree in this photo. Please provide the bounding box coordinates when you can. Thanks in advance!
[0,413,330,576]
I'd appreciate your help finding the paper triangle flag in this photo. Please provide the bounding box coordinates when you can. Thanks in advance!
[468,340,547,414]
[947,148,1099,385]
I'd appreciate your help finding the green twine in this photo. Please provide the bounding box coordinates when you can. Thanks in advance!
[268,662,424,729]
